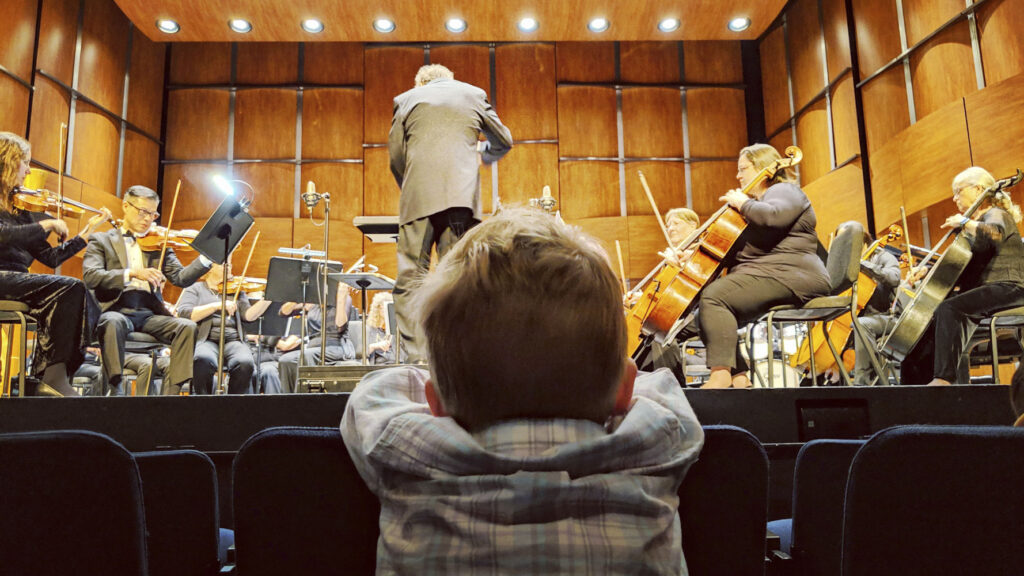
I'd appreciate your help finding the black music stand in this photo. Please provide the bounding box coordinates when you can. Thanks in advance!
[241,300,289,391]
[329,272,395,365]
[266,257,341,367]
[353,216,399,243]
[190,195,255,393]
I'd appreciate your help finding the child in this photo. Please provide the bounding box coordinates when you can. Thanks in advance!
[341,207,704,574]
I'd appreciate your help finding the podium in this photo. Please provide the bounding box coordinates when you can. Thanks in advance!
[329,272,395,366]
[353,216,398,243]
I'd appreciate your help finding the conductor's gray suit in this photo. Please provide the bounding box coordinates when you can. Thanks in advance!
[388,77,513,360]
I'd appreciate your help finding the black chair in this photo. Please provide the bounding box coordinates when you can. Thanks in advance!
[0,300,35,396]
[123,331,168,396]
[842,425,1024,576]
[970,306,1024,384]
[0,430,148,576]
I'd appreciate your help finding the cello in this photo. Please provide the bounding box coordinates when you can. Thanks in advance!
[626,146,803,357]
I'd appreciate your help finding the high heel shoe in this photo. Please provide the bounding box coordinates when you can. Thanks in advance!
[33,382,65,397]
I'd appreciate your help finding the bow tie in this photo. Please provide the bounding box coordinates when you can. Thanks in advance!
[122,229,136,239]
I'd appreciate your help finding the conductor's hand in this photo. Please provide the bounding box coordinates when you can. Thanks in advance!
[40,218,69,241]
[720,189,750,211]
[130,267,166,289]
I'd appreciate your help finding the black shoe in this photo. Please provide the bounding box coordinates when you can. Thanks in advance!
[34,382,64,397]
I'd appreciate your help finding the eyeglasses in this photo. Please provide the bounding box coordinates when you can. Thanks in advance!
[126,200,160,220]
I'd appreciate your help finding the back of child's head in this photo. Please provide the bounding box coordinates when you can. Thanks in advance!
[416,207,627,431]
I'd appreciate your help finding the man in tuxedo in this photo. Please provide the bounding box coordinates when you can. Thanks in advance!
[388,63,513,362]
[83,185,212,395]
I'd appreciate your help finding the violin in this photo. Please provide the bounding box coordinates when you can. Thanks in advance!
[134,225,198,252]
[218,276,266,294]
[12,187,117,226]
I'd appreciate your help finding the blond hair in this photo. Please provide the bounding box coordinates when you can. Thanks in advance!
[415,64,454,87]
[953,166,1022,223]
[416,207,627,431]
[740,143,796,186]
[666,207,699,228]
[367,292,393,330]
[0,132,30,213]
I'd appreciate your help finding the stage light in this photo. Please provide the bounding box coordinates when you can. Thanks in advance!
[517,17,538,33]
[446,18,467,33]
[373,19,395,33]
[658,18,680,33]
[156,20,180,34]
[229,19,252,33]
[588,18,609,33]
[728,17,751,32]
[302,19,324,34]
[211,175,255,211]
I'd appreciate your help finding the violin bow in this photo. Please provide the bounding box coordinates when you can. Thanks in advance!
[615,240,628,294]
[899,206,914,270]
[233,230,260,304]
[57,123,66,222]
[637,170,678,260]
[156,179,182,277]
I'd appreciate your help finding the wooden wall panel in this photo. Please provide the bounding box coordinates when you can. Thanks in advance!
[236,43,298,85]
[363,147,399,217]
[919,197,960,250]
[0,0,38,80]
[164,90,230,160]
[908,23,977,120]
[851,0,902,77]
[36,0,79,84]
[480,162,494,216]
[168,43,231,85]
[364,240,398,280]
[302,88,363,159]
[690,161,736,219]
[759,25,791,134]
[624,162,685,216]
[430,45,491,98]
[79,180,122,228]
[626,215,665,280]
[683,41,743,84]
[688,88,747,158]
[567,214,629,269]
[622,87,682,158]
[234,89,296,159]
[861,66,909,154]
[868,135,904,231]
[902,0,966,45]
[620,42,680,84]
[556,86,617,157]
[497,143,559,209]
[293,216,361,270]
[896,99,971,215]
[977,0,1024,86]
[831,75,860,163]
[162,163,230,222]
[304,43,364,85]
[965,73,1024,179]
[234,163,295,218]
[495,44,557,140]
[556,42,616,82]
[558,161,620,219]
[126,28,166,137]
[225,217,293,280]
[78,0,129,113]
[795,101,831,185]
[822,0,852,73]
[70,103,119,193]
[769,131,795,165]
[803,160,867,240]
[363,47,423,145]
[299,162,363,222]
[788,0,826,110]
[0,78,30,135]
[27,80,70,168]
[121,131,160,193]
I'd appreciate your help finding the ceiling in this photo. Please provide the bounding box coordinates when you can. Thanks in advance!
[117,0,786,43]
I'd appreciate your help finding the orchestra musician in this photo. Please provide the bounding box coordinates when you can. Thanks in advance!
[659,207,700,266]
[850,226,903,386]
[0,132,111,396]
[276,288,357,393]
[83,185,213,396]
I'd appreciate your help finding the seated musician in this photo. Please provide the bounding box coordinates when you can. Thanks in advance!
[850,225,902,386]
[175,261,272,394]
[0,132,110,396]
[365,292,407,365]
[277,288,357,393]
[682,143,830,388]
[659,207,700,266]
[83,185,212,396]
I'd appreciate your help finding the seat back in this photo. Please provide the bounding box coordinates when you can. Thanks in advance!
[0,430,148,576]
[825,222,864,294]
[842,425,1024,576]
[135,450,221,576]
[678,425,769,576]
[790,439,864,576]
[233,426,380,576]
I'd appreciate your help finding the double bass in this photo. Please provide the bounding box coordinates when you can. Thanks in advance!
[626,146,803,357]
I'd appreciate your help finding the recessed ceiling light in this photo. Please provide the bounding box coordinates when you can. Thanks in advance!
[517,17,538,33]
[728,17,751,32]
[302,19,324,34]
[156,19,180,34]
[446,18,467,33]
[373,18,395,33]
[658,18,680,33]
[588,18,609,33]
[229,19,252,33]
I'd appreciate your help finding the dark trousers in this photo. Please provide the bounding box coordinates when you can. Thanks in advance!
[932,282,1024,382]
[97,309,196,390]
[193,339,254,395]
[394,207,477,362]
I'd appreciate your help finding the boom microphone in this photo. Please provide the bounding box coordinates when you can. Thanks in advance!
[302,180,321,210]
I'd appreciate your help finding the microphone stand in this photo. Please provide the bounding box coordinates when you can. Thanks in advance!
[320,193,331,366]
[217,229,230,394]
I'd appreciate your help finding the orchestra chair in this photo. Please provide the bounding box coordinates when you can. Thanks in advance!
[0,430,148,576]
[765,439,864,576]
[842,425,1024,576]
[0,300,35,397]
[744,222,865,387]
[135,450,223,576]
[971,306,1024,384]
[124,332,167,395]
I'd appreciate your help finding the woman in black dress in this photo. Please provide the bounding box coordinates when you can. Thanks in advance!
[0,132,110,396]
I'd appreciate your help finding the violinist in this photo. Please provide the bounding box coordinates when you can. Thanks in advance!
[686,144,830,388]
[82,185,213,395]
[0,132,111,396]
[849,225,903,386]
[175,261,272,394]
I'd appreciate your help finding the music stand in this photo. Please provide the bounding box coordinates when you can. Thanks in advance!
[241,300,289,390]
[329,272,395,366]
[190,195,255,393]
[266,257,341,367]
[353,216,399,243]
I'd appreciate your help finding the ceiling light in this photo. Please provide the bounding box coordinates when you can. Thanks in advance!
[156,19,180,34]
[517,17,538,33]
[728,17,751,32]
[446,18,467,33]
[302,19,324,34]
[658,18,680,33]
[588,18,609,33]
[373,19,395,33]
[229,19,252,33]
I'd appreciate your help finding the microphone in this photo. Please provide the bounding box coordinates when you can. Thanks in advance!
[538,185,556,212]
[302,180,321,210]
